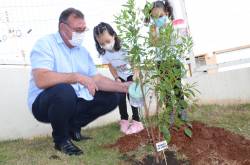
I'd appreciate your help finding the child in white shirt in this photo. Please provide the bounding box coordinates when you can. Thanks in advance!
[93,22,144,134]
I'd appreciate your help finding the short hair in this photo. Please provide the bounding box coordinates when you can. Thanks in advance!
[59,8,84,25]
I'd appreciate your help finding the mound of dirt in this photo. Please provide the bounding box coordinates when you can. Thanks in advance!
[105,127,159,153]
[107,122,250,165]
[170,121,250,165]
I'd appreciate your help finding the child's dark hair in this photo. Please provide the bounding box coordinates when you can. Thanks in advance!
[93,22,121,55]
[145,0,174,23]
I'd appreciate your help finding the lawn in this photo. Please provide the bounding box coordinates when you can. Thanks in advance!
[0,104,250,165]
[0,124,124,165]
[189,104,250,139]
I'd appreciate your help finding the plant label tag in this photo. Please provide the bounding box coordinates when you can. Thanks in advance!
[156,140,168,152]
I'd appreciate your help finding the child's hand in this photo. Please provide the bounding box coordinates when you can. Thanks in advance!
[121,81,133,93]
[133,69,140,80]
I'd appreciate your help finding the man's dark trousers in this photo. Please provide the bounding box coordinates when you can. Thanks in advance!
[32,83,120,144]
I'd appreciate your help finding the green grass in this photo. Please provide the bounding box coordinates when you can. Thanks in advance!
[0,124,124,165]
[189,104,250,139]
[0,104,250,165]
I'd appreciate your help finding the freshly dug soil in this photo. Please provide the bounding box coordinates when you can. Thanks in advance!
[121,151,190,165]
[141,151,190,165]
[170,121,250,165]
[107,121,250,165]
[105,127,159,153]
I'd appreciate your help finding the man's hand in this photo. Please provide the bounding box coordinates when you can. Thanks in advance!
[121,81,132,93]
[92,74,132,93]
[115,77,122,82]
[77,74,98,96]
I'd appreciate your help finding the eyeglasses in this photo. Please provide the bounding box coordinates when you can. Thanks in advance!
[63,22,89,33]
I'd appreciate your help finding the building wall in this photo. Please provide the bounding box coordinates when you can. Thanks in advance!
[187,67,250,104]
[1,66,250,140]
[0,66,132,141]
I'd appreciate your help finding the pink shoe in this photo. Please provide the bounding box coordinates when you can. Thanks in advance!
[119,120,130,134]
[126,120,144,135]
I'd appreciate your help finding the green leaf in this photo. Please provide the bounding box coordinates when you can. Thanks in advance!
[184,128,192,138]
[161,125,171,143]
[186,122,192,129]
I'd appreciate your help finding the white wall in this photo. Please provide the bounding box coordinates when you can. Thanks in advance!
[0,0,143,65]
[1,66,250,140]
[186,67,250,104]
[0,66,51,140]
[1,0,250,141]
[185,0,250,55]
[0,66,133,141]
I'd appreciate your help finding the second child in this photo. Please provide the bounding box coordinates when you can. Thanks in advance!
[93,22,144,134]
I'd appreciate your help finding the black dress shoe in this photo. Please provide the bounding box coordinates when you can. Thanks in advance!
[54,140,83,156]
[70,131,92,142]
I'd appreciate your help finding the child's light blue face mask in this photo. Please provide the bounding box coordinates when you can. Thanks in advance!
[154,16,168,28]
